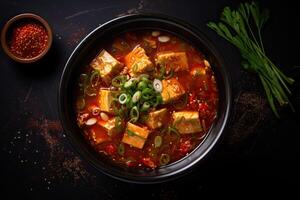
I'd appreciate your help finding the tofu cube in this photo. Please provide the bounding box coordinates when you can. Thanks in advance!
[156,52,189,73]
[90,49,123,84]
[172,111,202,134]
[97,117,119,136]
[161,78,185,103]
[122,122,150,149]
[88,128,111,145]
[124,46,154,76]
[98,89,118,114]
[146,108,168,129]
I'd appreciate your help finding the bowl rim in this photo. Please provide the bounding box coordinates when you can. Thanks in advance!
[0,13,53,63]
[58,13,232,184]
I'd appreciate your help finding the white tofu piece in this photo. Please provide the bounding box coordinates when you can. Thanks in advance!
[97,117,119,136]
[146,108,168,129]
[172,111,202,134]
[122,122,150,149]
[156,52,189,73]
[161,78,185,103]
[90,49,123,84]
[98,89,118,114]
[124,46,154,76]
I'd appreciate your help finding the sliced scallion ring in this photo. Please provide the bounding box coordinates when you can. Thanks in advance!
[117,143,125,156]
[130,106,139,122]
[85,85,97,96]
[137,81,147,90]
[90,70,101,87]
[119,93,128,104]
[141,102,150,112]
[112,75,127,87]
[132,91,142,103]
[159,153,170,165]
[153,79,163,92]
[124,80,133,88]
[78,73,88,87]
[154,136,162,148]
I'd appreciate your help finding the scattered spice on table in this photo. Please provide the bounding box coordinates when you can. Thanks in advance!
[9,21,48,59]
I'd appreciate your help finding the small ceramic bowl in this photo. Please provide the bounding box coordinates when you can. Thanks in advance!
[1,13,53,63]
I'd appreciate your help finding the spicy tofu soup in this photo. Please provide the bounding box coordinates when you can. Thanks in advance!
[74,30,219,169]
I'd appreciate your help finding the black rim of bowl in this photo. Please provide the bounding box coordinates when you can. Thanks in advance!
[58,13,232,184]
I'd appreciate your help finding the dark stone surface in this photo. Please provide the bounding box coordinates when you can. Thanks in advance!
[0,0,299,199]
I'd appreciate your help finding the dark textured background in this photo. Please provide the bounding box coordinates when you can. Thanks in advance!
[0,0,299,199]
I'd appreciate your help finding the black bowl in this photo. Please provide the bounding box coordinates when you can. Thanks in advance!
[58,14,231,183]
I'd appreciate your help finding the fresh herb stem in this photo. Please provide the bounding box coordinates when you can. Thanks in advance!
[207,1,294,117]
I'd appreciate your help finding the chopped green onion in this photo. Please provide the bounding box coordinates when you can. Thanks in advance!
[159,154,170,165]
[140,76,150,83]
[137,81,147,90]
[132,91,142,103]
[117,143,125,156]
[85,85,97,96]
[78,73,88,87]
[132,63,139,73]
[112,75,127,87]
[157,65,166,79]
[127,129,136,137]
[153,95,163,107]
[76,97,85,110]
[124,78,137,88]
[129,106,139,122]
[90,70,101,87]
[115,116,123,131]
[168,125,180,137]
[141,102,151,112]
[154,136,162,148]
[153,79,162,92]
[119,93,128,104]
[142,88,154,100]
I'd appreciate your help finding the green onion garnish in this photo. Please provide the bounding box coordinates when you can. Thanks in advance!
[141,102,150,112]
[159,153,170,165]
[112,75,127,87]
[132,91,142,103]
[129,106,139,122]
[117,143,125,156]
[90,70,101,87]
[154,136,162,148]
[119,93,128,104]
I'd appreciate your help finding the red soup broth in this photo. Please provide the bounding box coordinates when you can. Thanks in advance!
[74,30,219,169]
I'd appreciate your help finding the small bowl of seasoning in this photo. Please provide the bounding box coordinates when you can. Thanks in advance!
[1,13,52,63]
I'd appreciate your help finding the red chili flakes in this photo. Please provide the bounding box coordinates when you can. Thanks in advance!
[9,22,48,59]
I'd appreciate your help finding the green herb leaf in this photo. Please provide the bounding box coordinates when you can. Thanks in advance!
[207,1,294,117]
